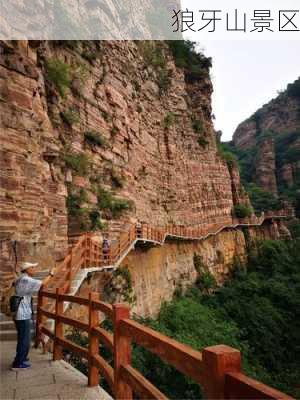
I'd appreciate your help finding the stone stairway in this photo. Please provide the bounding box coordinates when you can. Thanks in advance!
[0,270,50,341]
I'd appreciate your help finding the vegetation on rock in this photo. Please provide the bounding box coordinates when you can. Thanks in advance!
[66,186,106,231]
[167,40,212,82]
[63,151,90,176]
[84,130,109,148]
[233,203,253,218]
[163,112,176,129]
[132,239,300,399]
[45,58,71,97]
[60,109,80,126]
[96,186,133,218]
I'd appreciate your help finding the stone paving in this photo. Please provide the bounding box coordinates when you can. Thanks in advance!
[0,341,112,400]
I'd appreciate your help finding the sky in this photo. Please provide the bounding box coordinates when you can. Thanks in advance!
[198,41,300,141]
[179,0,300,141]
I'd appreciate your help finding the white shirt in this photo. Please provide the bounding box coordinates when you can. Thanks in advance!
[15,273,42,320]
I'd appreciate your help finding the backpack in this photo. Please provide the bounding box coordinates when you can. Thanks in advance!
[1,282,23,319]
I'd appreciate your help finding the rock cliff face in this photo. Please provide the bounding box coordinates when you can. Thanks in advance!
[71,221,282,319]
[0,39,248,295]
[233,79,300,198]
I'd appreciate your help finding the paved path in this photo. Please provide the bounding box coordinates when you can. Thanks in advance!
[0,341,112,400]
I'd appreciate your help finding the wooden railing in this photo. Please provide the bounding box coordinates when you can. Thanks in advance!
[36,290,294,400]
[42,210,293,294]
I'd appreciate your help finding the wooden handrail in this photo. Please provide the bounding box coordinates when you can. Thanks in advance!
[119,318,204,385]
[225,372,295,400]
[35,294,294,400]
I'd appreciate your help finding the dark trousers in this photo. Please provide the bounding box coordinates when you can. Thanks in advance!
[14,319,31,365]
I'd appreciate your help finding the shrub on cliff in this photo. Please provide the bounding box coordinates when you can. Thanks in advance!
[84,130,109,148]
[162,112,176,129]
[286,77,300,99]
[96,186,133,218]
[217,143,238,168]
[63,151,90,176]
[45,58,71,97]
[60,109,80,126]
[167,40,212,78]
[233,203,253,218]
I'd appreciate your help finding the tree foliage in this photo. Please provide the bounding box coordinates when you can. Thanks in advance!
[132,239,300,398]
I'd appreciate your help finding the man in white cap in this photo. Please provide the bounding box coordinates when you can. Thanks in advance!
[11,262,54,370]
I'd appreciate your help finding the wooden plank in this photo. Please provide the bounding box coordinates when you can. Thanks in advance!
[92,354,114,390]
[120,319,204,385]
[59,294,89,306]
[40,290,56,299]
[40,325,55,340]
[39,307,56,319]
[225,372,295,400]
[56,337,88,359]
[120,365,168,400]
[56,314,89,331]
[92,327,113,351]
[92,300,113,319]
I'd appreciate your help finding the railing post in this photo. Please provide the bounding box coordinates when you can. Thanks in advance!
[53,288,64,361]
[85,233,91,268]
[113,303,132,400]
[202,344,241,399]
[88,292,100,387]
[34,285,45,347]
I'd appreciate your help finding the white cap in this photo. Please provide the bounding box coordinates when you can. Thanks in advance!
[20,262,38,272]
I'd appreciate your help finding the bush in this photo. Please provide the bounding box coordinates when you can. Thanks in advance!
[63,152,90,176]
[60,109,79,126]
[66,187,106,232]
[140,42,166,69]
[163,112,176,129]
[198,136,209,147]
[217,143,238,168]
[288,220,300,239]
[66,188,87,216]
[84,131,108,148]
[45,58,71,97]
[196,271,217,294]
[96,186,133,218]
[167,40,212,82]
[168,40,212,70]
[233,203,253,218]
[192,118,204,134]
[286,77,300,99]
[158,69,172,95]
[111,168,124,188]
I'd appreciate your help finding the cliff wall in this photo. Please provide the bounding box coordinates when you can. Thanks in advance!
[0,40,248,294]
[232,79,300,199]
